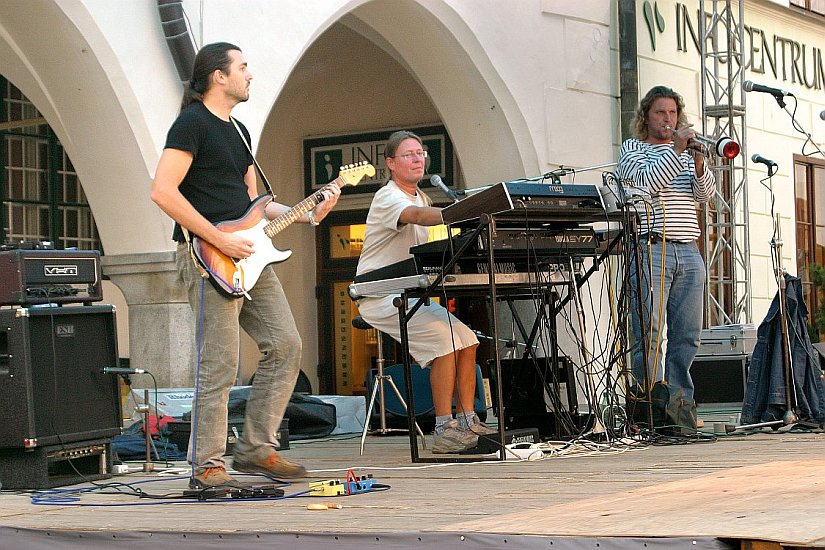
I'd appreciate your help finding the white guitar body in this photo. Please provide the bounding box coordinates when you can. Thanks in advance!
[231,220,293,296]
[191,162,375,298]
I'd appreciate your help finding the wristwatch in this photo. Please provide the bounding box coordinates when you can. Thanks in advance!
[307,211,320,226]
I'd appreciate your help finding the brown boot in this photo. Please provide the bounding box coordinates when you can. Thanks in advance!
[233,452,307,479]
[189,466,245,490]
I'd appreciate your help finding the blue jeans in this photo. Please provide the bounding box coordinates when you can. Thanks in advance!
[177,243,301,473]
[630,240,705,401]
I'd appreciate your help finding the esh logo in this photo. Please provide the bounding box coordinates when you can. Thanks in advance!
[55,324,75,338]
[45,265,78,277]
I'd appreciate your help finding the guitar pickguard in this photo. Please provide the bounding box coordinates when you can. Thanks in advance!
[231,220,293,292]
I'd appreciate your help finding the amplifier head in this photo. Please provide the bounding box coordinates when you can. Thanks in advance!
[0,249,102,305]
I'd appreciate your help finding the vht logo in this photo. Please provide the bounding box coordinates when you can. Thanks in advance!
[45,265,79,277]
[55,324,75,337]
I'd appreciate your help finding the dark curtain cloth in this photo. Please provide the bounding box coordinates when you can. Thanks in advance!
[741,275,825,425]
[223,387,336,440]
[112,420,187,461]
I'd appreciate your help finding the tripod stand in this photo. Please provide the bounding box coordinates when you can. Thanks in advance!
[353,316,426,455]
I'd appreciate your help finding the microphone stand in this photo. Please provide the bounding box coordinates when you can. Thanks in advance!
[499,162,619,185]
[543,162,619,182]
[730,174,800,432]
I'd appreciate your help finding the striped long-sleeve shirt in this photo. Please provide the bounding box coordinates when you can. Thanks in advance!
[616,138,715,242]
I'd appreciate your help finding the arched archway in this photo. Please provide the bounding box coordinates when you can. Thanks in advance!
[250,0,536,391]
[0,1,175,256]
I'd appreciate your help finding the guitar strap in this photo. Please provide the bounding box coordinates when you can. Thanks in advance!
[230,116,275,199]
[181,227,209,279]
[182,116,274,279]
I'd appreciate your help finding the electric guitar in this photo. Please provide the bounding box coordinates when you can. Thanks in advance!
[191,161,375,298]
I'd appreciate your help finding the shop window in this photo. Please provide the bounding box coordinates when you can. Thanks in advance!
[794,156,825,334]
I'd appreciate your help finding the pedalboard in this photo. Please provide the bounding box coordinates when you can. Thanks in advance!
[309,473,376,497]
[183,484,285,501]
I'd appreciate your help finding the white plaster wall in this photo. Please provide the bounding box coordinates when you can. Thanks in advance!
[0,0,623,386]
[47,0,617,257]
[743,2,825,324]
[0,1,177,254]
[634,0,825,325]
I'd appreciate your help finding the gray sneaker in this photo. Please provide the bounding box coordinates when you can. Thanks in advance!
[470,416,498,436]
[432,419,479,453]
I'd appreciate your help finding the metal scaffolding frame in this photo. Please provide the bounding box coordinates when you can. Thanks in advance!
[699,0,752,326]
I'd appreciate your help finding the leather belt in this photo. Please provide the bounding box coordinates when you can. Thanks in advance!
[642,233,691,244]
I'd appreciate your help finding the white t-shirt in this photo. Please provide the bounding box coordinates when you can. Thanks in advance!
[354,180,477,366]
[356,180,431,277]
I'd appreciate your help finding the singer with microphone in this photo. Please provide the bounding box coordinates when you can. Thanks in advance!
[616,85,716,431]
[354,130,494,454]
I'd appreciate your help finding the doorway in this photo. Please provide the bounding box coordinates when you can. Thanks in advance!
[316,210,370,395]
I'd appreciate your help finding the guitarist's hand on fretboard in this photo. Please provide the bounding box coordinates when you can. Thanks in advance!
[309,183,342,223]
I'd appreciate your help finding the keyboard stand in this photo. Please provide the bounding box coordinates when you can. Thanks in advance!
[395,214,627,463]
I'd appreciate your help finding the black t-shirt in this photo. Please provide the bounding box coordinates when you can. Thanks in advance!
[164,102,254,242]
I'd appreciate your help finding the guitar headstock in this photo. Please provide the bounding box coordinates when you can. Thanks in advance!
[337,161,376,187]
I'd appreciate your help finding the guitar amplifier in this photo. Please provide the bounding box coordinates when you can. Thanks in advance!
[0,249,103,305]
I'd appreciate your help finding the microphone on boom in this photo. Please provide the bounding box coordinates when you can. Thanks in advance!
[751,153,777,169]
[743,80,790,98]
[430,175,459,203]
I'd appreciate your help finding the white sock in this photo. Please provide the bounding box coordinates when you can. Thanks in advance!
[434,415,452,434]
[456,412,476,430]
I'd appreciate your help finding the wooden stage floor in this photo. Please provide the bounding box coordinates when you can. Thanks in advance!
[1,425,824,549]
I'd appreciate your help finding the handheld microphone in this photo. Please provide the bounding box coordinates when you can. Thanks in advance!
[751,153,778,168]
[743,80,790,98]
[429,175,459,203]
[820,110,825,121]
[101,366,146,375]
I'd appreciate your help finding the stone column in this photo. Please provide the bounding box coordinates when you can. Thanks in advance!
[102,251,195,388]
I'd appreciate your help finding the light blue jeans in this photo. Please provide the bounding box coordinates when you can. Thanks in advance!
[630,239,705,401]
[177,243,301,473]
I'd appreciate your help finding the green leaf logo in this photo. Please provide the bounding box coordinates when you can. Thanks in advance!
[643,1,666,51]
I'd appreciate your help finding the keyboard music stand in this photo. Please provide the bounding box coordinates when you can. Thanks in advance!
[395,217,506,463]
[396,211,627,463]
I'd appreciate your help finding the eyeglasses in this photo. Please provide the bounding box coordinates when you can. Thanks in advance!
[392,150,428,161]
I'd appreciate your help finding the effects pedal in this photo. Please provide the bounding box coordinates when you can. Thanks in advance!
[309,473,375,497]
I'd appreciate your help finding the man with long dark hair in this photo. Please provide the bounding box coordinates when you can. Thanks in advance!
[151,42,340,489]
[617,85,715,428]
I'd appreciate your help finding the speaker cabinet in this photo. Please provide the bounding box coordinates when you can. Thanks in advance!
[691,354,748,405]
[489,356,579,438]
[0,438,113,489]
[0,305,121,449]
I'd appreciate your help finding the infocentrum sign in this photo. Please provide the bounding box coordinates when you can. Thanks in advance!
[642,1,825,94]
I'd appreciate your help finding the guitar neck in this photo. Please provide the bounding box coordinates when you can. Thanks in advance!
[264,177,342,237]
